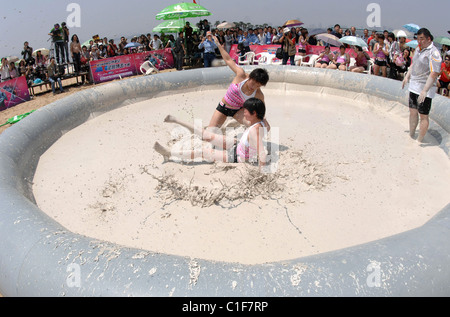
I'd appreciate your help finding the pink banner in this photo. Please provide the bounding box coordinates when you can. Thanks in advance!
[90,48,175,84]
[90,54,137,84]
[0,76,31,112]
[229,44,374,64]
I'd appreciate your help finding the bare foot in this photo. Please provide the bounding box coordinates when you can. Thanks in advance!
[164,115,176,123]
[153,142,171,161]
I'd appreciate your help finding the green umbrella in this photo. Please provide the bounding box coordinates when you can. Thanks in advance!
[153,19,199,33]
[155,2,211,20]
[435,37,450,46]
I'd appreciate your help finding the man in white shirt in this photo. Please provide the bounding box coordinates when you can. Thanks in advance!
[402,28,442,143]
[150,35,163,51]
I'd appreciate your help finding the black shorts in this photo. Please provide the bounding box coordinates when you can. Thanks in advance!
[375,60,387,67]
[439,80,449,90]
[216,102,241,117]
[409,92,432,115]
[318,60,329,65]
[298,49,306,54]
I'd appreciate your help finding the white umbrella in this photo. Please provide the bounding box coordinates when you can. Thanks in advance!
[32,48,50,57]
[7,56,19,63]
[339,36,368,48]
[217,21,235,29]
[315,33,342,47]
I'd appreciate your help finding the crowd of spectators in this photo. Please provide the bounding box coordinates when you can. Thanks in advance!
[1,19,449,97]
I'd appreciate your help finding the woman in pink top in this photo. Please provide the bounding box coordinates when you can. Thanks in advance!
[208,35,270,131]
[154,98,269,172]
[327,45,350,71]
[315,45,333,68]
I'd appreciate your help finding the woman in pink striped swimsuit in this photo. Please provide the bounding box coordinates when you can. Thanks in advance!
[154,98,269,171]
[208,36,270,130]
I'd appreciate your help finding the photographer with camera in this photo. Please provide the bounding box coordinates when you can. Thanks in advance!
[279,27,297,66]
[21,42,34,66]
[47,57,65,95]
[49,23,66,64]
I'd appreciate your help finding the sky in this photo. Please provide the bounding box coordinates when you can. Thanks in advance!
[0,0,448,59]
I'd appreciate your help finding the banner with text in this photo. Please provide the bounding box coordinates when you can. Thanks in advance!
[0,76,31,112]
[90,48,175,84]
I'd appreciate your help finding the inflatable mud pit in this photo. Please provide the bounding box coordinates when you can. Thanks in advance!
[1,66,449,296]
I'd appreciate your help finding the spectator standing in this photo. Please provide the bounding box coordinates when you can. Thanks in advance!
[47,57,64,95]
[150,34,163,51]
[224,29,235,53]
[49,23,65,64]
[362,29,370,44]
[165,34,176,49]
[107,39,118,57]
[247,29,260,45]
[331,24,342,39]
[118,37,128,55]
[183,21,194,55]
[70,34,82,74]
[437,54,450,96]
[279,27,296,66]
[402,28,442,143]
[174,32,185,71]
[198,31,218,67]
[1,58,11,82]
[21,42,34,65]
[373,34,389,77]
[9,62,18,79]
[62,22,70,63]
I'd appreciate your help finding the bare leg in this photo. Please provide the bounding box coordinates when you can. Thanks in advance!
[409,108,419,139]
[417,114,429,143]
[153,142,227,163]
[208,110,228,129]
[164,115,234,149]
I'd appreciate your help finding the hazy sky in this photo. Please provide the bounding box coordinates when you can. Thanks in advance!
[1,0,448,58]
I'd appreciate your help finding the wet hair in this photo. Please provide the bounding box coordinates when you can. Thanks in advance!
[249,68,269,86]
[243,98,266,120]
[417,28,434,41]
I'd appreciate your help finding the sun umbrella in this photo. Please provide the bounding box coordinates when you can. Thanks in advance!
[283,19,304,28]
[156,2,211,20]
[315,33,342,47]
[435,37,450,46]
[6,56,19,63]
[153,19,199,33]
[32,48,50,57]
[124,42,143,49]
[217,21,235,29]
[406,40,418,49]
[339,36,368,48]
[403,23,420,33]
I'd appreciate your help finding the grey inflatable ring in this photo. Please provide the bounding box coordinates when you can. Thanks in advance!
[0,66,449,296]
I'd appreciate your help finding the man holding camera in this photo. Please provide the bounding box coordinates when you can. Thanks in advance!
[49,23,65,64]
[47,57,65,95]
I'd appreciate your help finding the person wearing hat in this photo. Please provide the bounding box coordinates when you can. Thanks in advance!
[49,23,65,64]
[198,31,218,67]
[278,27,297,66]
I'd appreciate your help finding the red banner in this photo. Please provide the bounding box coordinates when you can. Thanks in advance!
[89,48,175,84]
[0,76,31,112]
